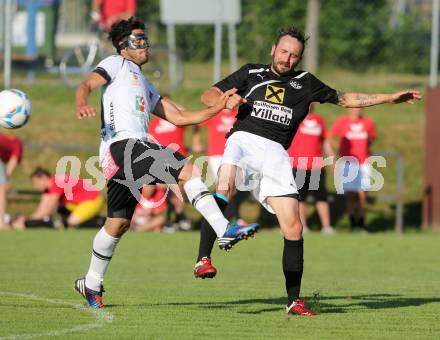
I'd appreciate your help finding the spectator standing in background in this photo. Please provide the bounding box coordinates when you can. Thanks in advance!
[91,0,137,31]
[0,134,24,230]
[288,105,335,234]
[328,107,376,232]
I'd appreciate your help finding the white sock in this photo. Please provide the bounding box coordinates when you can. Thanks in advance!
[85,227,120,291]
[184,177,229,236]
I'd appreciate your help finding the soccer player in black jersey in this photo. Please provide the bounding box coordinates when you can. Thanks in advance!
[193,26,421,316]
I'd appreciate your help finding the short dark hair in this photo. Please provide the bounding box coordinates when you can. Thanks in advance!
[275,27,309,54]
[31,167,51,178]
[108,16,146,53]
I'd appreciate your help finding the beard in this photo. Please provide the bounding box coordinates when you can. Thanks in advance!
[271,57,296,76]
[272,62,293,76]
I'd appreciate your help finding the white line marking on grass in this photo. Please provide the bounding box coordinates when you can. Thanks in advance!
[0,292,113,339]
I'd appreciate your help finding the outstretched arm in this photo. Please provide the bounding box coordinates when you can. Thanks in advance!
[331,90,422,108]
[75,72,108,119]
[201,86,247,109]
[153,88,236,127]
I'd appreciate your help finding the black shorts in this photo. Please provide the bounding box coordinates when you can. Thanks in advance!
[106,139,188,220]
[292,167,328,202]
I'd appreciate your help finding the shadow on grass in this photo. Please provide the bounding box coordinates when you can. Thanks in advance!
[136,293,440,315]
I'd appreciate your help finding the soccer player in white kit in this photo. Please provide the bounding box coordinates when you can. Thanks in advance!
[194,26,421,316]
[73,17,259,308]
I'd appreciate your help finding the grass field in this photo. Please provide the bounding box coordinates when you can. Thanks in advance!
[1,230,440,339]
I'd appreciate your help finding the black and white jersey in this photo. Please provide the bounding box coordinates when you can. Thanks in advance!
[93,55,161,162]
[215,63,337,149]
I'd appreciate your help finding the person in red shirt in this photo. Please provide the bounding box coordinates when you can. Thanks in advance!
[194,108,238,177]
[12,167,104,230]
[148,115,191,231]
[131,185,168,232]
[288,107,335,235]
[0,133,23,230]
[91,0,136,32]
[328,107,377,231]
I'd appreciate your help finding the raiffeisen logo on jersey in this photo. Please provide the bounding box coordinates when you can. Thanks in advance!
[136,95,145,113]
[251,100,292,126]
[265,84,285,104]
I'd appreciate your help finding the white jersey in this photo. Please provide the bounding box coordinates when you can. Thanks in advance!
[94,55,161,162]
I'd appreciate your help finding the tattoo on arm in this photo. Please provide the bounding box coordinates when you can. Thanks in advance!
[354,94,378,106]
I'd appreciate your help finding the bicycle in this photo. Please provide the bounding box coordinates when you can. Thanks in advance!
[59,33,183,92]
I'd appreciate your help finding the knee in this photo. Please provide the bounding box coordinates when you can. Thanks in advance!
[105,219,131,238]
[282,219,303,240]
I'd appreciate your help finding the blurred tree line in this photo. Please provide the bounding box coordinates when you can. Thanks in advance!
[137,0,431,74]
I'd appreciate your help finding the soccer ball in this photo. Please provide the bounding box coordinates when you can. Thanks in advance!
[0,89,32,129]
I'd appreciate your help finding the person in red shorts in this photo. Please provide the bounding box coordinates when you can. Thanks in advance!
[288,106,335,235]
[0,133,23,230]
[328,107,376,231]
[91,0,136,32]
[131,186,168,232]
[148,115,192,231]
[12,167,104,230]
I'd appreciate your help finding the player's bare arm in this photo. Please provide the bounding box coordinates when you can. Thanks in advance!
[201,86,247,109]
[154,88,237,127]
[332,90,422,108]
[75,72,108,119]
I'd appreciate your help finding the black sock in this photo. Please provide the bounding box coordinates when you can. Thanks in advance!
[224,191,248,220]
[283,238,304,306]
[197,193,228,261]
[349,215,356,228]
[174,212,185,223]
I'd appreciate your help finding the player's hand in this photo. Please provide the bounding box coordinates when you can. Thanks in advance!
[213,88,238,110]
[76,105,96,119]
[390,90,422,104]
[225,90,247,109]
[218,88,247,110]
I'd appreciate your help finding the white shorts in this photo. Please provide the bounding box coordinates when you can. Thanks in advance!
[220,131,298,214]
[335,158,372,193]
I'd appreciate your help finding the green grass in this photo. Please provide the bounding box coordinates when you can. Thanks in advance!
[1,230,440,339]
